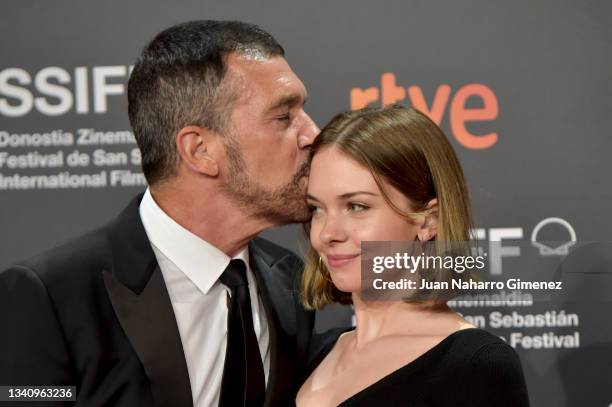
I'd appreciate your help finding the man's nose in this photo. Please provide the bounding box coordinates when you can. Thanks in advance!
[298,112,320,149]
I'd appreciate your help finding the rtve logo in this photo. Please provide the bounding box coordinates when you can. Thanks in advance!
[350,73,499,149]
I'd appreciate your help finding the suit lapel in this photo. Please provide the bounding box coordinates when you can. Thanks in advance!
[103,195,193,407]
[250,241,299,407]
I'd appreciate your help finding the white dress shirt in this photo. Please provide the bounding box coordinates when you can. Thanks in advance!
[139,189,270,407]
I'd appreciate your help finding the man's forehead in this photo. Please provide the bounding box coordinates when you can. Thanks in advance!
[226,53,307,105]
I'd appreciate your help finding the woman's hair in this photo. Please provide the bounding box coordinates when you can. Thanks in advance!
[301,105,474,310]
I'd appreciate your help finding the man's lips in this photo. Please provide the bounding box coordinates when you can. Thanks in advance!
[326,253,360,268]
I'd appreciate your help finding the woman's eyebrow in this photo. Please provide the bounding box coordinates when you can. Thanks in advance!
[306,191,378,202]
[338,191,378,199]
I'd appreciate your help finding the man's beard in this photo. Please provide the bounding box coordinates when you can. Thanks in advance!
[220,136,311,224]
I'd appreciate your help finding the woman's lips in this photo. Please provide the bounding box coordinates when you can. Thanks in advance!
[326,253,360,268]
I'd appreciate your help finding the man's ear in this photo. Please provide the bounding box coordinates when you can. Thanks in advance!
[175,125,219,177]
[417,198,438,241]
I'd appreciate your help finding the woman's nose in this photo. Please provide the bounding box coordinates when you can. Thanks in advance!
[318,214,347,245]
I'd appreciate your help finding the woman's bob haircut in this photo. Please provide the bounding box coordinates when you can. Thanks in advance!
[301,105,475,310]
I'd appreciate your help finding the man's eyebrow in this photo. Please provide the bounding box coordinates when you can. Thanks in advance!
[266,92,308,113]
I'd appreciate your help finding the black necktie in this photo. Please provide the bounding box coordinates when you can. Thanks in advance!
[219,259,266,407]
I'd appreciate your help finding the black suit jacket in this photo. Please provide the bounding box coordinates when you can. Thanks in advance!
[0,195,316,406]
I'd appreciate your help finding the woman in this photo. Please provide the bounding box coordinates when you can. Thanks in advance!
[296,105,529,406]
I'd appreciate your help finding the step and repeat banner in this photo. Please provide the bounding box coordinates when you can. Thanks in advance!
[1,1,611,406]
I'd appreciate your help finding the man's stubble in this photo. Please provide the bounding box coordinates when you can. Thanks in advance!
[220,133,311,225]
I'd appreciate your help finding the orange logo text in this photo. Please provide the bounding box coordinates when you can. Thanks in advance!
[350,73,499,149]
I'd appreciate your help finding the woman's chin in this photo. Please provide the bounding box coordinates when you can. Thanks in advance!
[330,277,361,295]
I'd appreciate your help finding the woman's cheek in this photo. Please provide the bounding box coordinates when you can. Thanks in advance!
[350,218,382,242]
[310,221,323,251]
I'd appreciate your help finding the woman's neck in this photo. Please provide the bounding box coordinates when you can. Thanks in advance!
[350,293,456,349]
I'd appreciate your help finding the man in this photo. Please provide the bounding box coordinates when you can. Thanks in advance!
[0,20,320,406]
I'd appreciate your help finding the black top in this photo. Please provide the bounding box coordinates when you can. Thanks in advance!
[300,328,530,407]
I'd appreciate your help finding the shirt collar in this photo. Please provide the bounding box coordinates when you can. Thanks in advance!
[139,188,249,295]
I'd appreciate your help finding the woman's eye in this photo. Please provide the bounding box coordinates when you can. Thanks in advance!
[307,204,321,216]
[277,113,290,122]
[349,203,369,212]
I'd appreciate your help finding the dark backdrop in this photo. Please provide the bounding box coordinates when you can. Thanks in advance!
[1,1,611,405]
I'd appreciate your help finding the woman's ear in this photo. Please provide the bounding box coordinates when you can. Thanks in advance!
[175,125,219,177]
[417,198,438,241]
